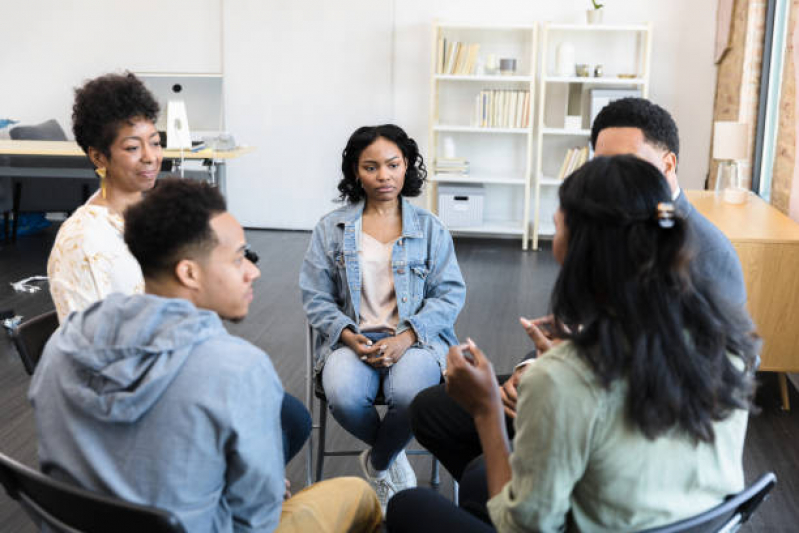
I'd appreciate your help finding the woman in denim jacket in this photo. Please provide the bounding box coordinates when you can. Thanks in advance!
[300,124,466,509]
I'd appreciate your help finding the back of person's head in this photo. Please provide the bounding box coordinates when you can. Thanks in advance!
[338,124,427,202]
[552,155,758,443]
[124,178,226,280]
[590,97,680,160]
[72,72,159,157]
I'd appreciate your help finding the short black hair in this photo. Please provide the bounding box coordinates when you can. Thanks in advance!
[338,124,427,203]
[72,72,159,157]
[124,178,227,279]
[590,97,680,160]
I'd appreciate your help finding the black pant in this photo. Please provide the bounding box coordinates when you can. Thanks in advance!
[409,376,515,481]
[281,393,311,464]
[386,487,496,533]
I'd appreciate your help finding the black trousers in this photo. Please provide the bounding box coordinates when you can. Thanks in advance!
[386,487,496,533]
[409,375,515,481]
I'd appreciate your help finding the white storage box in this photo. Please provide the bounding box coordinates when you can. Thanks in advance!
[438,184,485,227]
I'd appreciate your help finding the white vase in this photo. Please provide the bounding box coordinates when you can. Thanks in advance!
[586,9,603,24]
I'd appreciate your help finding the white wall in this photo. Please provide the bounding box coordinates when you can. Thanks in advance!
[221,0,394,229]
[0,0,222,132]
[1,0,719,229]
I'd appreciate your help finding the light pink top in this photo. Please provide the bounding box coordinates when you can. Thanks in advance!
[358,232,399,333]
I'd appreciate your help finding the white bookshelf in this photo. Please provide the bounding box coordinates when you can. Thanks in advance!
[427,21,538,249]
[531,22,652,249]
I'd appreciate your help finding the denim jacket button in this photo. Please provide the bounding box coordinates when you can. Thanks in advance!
[397,268,405,274]
[402,296,408,303]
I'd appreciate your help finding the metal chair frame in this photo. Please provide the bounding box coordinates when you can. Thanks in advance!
[304,324,441,488]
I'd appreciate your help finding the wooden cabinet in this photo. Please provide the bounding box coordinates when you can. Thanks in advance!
[687,190,799,409]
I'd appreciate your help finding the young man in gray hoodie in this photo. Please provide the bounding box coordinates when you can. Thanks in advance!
[29,178,381,533]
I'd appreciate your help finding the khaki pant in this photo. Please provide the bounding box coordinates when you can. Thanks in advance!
[275,477,382,533]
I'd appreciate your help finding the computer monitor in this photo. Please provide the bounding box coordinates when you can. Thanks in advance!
[136,73,225,140]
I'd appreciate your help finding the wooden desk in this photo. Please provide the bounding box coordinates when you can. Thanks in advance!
[0,140,255,192]
[687,190,799,409]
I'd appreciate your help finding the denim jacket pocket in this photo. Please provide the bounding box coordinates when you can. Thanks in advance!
[409,261,430,301]
[327,250,348,300]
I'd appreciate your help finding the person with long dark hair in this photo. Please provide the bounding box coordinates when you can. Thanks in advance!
[300,124,466,510]
[387,155,759,532]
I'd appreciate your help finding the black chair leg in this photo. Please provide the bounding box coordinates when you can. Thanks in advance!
[316,399,328,482]
[12,182,21,243]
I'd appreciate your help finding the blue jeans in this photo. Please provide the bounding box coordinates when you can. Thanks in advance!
[321,333,441,471]
[282,393,312,464]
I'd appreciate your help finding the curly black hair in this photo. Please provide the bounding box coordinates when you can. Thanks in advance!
[590,97,680,160]
[72,72,159,157]
[338,124,427,203]
[124,178,226,279]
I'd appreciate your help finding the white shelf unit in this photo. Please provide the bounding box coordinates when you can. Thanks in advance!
[427,21,538,249]
[531,22,652,248]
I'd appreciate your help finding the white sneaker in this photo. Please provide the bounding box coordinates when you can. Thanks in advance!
[359,449,397,512]
[388,450,417,491]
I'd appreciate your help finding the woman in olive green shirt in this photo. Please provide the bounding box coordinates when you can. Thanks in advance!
[387,155,759,532]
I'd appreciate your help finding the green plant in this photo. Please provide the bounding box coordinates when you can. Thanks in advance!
[591,0,604,8]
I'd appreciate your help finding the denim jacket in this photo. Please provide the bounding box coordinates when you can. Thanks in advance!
[300,197,466,372]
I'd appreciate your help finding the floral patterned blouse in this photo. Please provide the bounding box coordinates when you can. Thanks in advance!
[47,204,144,322]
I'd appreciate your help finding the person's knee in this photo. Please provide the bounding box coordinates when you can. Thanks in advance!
[409,384,443,437]
[325,477,382,529]
[283,394,312,435]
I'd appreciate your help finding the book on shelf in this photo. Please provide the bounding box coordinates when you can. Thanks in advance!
[556,146,590,180]
[434,158,470,175]
[436,37,446,74]
[438,40,481,75]
[473,90,531,129]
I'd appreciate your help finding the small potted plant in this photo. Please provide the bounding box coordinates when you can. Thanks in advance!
[587,0,604,24]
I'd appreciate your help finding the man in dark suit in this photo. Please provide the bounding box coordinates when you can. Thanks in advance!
[410,98,749,510]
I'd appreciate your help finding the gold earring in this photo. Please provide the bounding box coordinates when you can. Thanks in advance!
[96,167,107,199]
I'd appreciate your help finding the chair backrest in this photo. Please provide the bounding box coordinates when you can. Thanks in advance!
[10,309,59,375]
[637,472,777,533]
[0,451,186,533]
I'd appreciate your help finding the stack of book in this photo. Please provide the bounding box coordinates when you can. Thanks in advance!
[555,146,590,180]
[473,90,530,129]
[434,158,470,177]
[437,39,481,75]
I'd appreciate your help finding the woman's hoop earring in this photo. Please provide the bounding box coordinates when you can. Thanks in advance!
[95,167,107,199]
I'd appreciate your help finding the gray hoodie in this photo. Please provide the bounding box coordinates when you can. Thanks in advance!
[29,293,285,532]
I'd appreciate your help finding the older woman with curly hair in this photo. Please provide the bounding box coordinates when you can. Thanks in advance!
[47,72,162,322]
[300,124,466,510]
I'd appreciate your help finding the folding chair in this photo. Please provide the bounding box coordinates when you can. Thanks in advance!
[0,450,186,533]
[9,308,59,375]
[304,323,441,488]
[638,472,777,533]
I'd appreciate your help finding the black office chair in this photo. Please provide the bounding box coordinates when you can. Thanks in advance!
[0,451,186,533]
[305,323,442,488]
[638,472,777,533]
[9,309,59,375]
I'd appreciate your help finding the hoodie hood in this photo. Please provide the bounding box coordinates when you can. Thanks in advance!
[42,293,225,424]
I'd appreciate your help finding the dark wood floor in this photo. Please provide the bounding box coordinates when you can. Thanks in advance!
[1,226,797,531]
